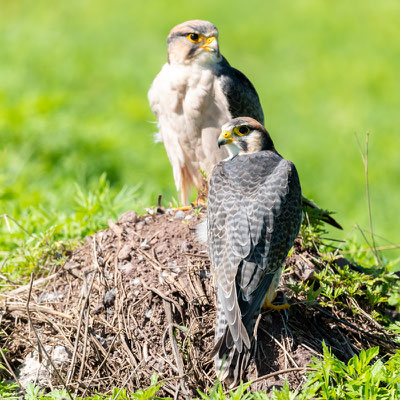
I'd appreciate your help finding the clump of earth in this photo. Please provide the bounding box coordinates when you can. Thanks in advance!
[1,208,397,398]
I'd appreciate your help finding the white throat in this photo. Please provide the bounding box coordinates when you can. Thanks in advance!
[224,143,240,160]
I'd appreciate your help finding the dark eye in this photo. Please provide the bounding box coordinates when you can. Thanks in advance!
[238,126,250,135]
[187,33,201,43]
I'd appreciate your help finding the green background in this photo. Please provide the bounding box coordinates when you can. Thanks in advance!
[1,0,399,265]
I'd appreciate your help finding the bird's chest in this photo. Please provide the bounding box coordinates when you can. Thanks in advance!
[151,64,229,131]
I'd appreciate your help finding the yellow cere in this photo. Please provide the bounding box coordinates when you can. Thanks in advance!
[234,126,250,136]
[205,36,216,45]
[187,33,203,43]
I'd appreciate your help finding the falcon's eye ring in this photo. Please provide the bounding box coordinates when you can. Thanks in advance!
[187,33,202,43]
[236,126,250,135]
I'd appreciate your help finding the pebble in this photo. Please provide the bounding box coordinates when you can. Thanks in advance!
[118,262,133,273]
[17,346,71,388]
[139,240,150,250]
[36,291,64,303]
[159,270,169,284]
[132,278,141,286]
[103,288,116,307]
[118,210,138,224]
[135,221,145,231]
[117,243,132,260]
[174,210,185,220]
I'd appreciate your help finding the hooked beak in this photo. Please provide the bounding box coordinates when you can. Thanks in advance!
[218,130,233,148]
[201,36,219,53]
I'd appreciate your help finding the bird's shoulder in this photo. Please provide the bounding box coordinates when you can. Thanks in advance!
[209,151,301,206]
[214,57,264,124]
[215,151,293,179]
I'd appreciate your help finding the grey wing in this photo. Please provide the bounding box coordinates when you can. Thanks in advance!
[216,56,264,124]
[238,155,302,326]
[208,153,302,352]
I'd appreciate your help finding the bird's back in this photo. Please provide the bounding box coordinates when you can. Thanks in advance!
[208,151,302,384]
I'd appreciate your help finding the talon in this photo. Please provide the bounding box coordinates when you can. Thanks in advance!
[173,205,193,212]
[195,193,208,208]
[174,201,206,212]
[263,298,290,311]
[263,289,290,311]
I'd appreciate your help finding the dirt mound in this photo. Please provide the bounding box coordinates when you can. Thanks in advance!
[1,208,398,398]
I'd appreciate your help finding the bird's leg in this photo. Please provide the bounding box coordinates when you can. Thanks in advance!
[196,175,208,207]
[173,187,207,212]
[181,180,189,206]
[174,171,208,212]
[172,179,193,211]
[262,289,290,311]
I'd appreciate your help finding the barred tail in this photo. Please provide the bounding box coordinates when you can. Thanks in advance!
[213,307,253,387]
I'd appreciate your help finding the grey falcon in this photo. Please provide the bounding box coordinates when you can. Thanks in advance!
[207,117,302,385]
[148,19,263,205]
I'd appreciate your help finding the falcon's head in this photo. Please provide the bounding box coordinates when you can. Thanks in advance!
[218,117,275,157]
[167,20,220,65]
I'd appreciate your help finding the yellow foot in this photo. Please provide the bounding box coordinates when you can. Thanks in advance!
[195,194,208,208]
[174,205,193,212]
[263,292,290,311]
[173,202,203,212]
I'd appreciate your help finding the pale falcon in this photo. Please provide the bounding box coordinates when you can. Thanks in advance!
[148,20,263,204]
[207,117,302,385]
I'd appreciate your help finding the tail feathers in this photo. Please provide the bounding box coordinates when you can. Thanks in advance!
[302,195,343,230]
[214,326,252,387]
[213,283,264,386]
[213,319,253,387]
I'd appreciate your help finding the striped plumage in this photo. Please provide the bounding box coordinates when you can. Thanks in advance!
[207,118,302,385]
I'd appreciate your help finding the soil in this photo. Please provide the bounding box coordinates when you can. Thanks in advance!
[1,207,398,398]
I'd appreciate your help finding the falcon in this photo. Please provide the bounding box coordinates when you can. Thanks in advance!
[148,19,263,204]
[207,117,302,385]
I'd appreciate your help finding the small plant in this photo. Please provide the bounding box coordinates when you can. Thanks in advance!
[197,381,252,400]
[19,373,169,400]
[25,383,45,400]
[0,348,19,400]
[0,378,18,400]
[302,343,400,399]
